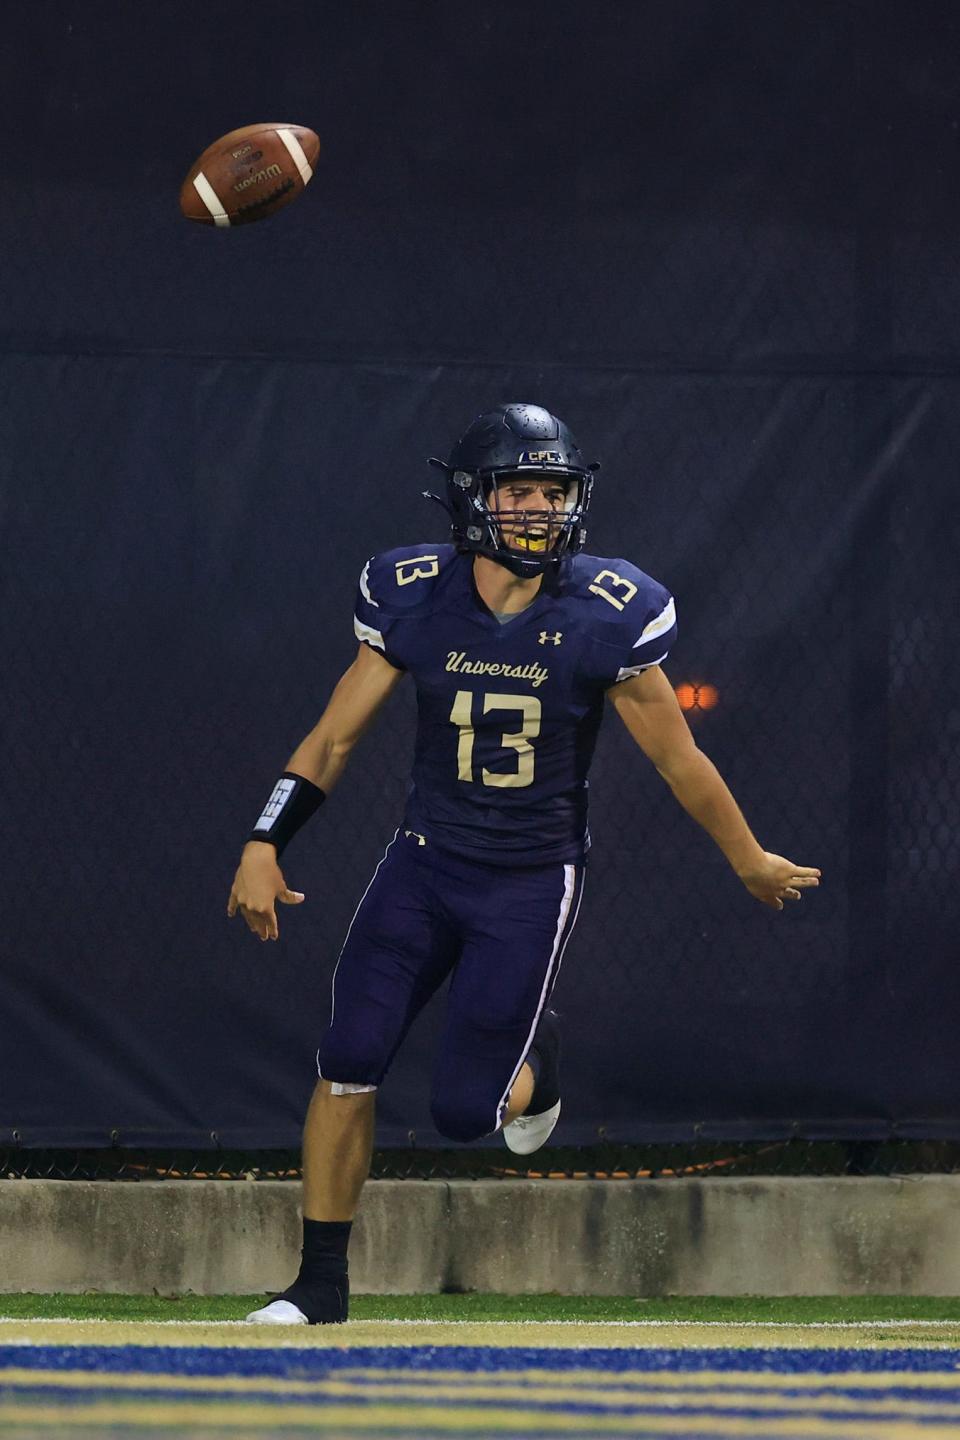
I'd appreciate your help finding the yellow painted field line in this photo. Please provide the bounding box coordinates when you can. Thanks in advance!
[2,1322,959,1359]
[0,1397,950,1438]
[334,1366,960,1391]
[2,1398,959,1436]
[3,1368,960,1421]
[312,1383,960,1418]
[2,1319,959,1347]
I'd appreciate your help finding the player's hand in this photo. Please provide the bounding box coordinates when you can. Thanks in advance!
[737,852,821,911]
[227,842,305,941]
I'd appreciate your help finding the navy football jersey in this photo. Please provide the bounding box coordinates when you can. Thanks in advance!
[354,545,677,865]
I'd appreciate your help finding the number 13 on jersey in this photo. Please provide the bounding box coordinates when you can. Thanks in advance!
[449,691,541,788]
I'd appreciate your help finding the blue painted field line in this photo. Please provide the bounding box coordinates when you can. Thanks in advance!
[2,1344,960,1377]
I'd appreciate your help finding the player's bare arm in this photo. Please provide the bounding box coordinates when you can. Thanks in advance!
[608,665,820,911]
[228,644,405,941]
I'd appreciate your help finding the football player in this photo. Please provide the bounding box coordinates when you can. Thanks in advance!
[229,403,820,1325]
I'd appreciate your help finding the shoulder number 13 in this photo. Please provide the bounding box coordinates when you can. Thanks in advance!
[449,691,541,788]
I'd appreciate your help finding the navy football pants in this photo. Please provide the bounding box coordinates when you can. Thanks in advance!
[316,829,585,1142]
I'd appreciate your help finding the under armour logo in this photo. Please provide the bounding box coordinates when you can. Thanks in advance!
[538,631,563,646]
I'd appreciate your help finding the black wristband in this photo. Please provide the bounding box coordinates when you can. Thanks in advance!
[248,772,326,857]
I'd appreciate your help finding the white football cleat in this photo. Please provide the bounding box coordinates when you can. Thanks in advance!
[502,1098,562,1155]
[245,1298,309,1325]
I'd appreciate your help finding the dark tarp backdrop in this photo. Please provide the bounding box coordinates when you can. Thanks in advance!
[1,0,958,1147]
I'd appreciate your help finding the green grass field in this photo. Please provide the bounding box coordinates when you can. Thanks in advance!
[3,1292,960,1323]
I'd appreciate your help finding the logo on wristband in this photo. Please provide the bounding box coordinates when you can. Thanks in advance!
[255,778,295,832]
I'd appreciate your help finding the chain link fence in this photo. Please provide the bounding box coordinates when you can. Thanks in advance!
[5,1141,959,1183]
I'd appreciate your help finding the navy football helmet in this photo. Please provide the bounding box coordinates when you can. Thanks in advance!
[427,403,598,578]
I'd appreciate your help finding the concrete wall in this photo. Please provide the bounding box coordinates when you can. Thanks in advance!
[2,1176,958,1295]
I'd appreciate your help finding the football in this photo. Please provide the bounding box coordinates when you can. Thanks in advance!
[179,123,320,227]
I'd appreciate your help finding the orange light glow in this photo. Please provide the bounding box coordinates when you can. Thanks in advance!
[675,682,720,712]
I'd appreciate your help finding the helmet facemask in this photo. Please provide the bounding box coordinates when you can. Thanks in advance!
[481,471,587,575]
[446,466,594,579]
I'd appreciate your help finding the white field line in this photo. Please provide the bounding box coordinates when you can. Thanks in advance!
[0,1317,958,1329]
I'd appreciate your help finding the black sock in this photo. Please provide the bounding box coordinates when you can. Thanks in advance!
[299,1218,351,1286]
[277,1219,352,1323]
